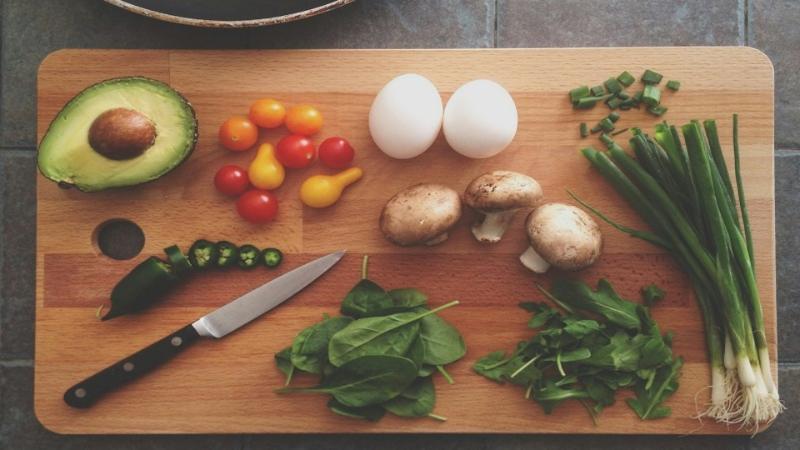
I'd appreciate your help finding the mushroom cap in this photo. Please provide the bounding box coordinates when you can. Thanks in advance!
[380,183,462,246]
[525,202,602,271]
[464,170,543,212]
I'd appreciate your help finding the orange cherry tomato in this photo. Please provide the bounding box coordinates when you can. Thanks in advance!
[249,98,286,129]
[285,105,323,136]
[219,116,258,151]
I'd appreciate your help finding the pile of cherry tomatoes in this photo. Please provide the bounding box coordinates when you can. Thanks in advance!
[215,99,356,223]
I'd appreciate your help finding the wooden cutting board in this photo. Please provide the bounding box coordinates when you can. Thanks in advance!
[35,48,776,434]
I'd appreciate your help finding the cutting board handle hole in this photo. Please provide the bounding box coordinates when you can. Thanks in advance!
[92,219,145,260]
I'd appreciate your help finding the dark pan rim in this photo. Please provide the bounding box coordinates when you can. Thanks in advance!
[104,0,356,28]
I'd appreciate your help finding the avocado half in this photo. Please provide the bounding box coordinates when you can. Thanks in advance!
[38,77,198,192]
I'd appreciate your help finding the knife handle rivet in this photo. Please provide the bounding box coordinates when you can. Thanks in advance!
[74,388,87,398]
[122,362,135,372]
[171,336,183,347]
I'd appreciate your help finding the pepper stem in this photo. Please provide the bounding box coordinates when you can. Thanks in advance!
[95,304,105,319]
[361,255,369,279]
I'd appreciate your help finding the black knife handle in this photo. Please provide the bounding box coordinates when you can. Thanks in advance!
[63,324,201,408]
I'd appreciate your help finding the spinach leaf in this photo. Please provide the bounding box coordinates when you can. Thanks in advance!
[626,357,683,419]
[328,304,456,367]
[340,279,393,318]
[383,377,436,418]
[274,346,295,386]
[387,288,428,309]
[291,316,353,374]
[472,351,511,383]
[406,335,425,370]
[419,313,466,366]
[327,398,386,422]
[552,278,641,331]
[418,365,436,377]
[277,355,417,407]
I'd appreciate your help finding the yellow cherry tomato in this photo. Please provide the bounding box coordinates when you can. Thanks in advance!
[248,143,285,190]
[300,167,363,208]
[249,98,286,129]
[286,105,323,136]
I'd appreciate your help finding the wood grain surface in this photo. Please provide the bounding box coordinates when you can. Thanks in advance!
[35,48,776,434]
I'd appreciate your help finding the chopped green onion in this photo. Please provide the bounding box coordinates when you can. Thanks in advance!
[599,133,615,148]
[580,122,589,138]
[574,95,611,109]
[617,91,631,100]
[666,80,680,91]
[641,69,663,85]
[590,85,605,96]
[608,112,621,123]
[599,117,615,132]
[632,91,643,102]
[606,97,623,110]
[604,77,623,94]
[648,105,668,116]
[590,124,602,134]
[617,71,635,87]
[642,85,661,106]
[611,127,629,136]
[569,86,591,104]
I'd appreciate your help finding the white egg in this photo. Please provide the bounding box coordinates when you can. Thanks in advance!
[369,73,443,159]
[443,79,518,159]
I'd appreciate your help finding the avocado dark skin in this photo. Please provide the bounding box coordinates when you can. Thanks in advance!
[89,108,157,160]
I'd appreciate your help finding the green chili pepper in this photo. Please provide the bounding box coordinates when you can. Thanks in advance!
[214,241,239,268]
[164,245,192,276]
[237,244,260,269]
[189,239,218,270]
[261,248,283,268]
[101,257,179,321]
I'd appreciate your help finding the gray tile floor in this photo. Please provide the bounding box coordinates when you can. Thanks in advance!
[1,0,798,448]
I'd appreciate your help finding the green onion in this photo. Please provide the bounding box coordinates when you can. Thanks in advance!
[641,69,663,85]
[599,133,615,148]
[590,85,605,96]
[608,112,621,123]
[606,97,623,110]
[590,124,602,134]
[642,85,661,106]
[570,86,591,104]
[580,122,589,138]
[574,95,611,109]
[617,71,635,87]
[617,91,631,100]
[604,77,623,94]
[648,105,668,116]
[666,80,681,91]
[599,118,615,132]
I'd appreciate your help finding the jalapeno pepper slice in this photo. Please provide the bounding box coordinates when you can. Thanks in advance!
[237,244,260,269]
[164,245,192,276]
[102,256,179,321]
[261,247,283,268]
[189,239,218,270]
[214,241,239,268]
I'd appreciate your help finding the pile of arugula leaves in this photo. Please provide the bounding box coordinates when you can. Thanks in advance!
[275,257,465,422]
[473,278,682,421]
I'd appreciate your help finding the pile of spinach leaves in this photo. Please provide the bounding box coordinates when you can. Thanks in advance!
[473,278,682,422]
[275,257,465,422]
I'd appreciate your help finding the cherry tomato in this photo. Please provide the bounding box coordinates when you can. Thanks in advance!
[285,105,323,136]
[236,189,279,223]
[318,137,355,169]
[219,116,258,151]
[214,164,250,196]
[249,98,286,129]
[276,134,316,169]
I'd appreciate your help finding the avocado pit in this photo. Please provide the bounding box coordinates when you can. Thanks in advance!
[89,108,157,160]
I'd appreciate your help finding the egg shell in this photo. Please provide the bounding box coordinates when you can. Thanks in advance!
[443,79,518,159]
[369,73,443,159]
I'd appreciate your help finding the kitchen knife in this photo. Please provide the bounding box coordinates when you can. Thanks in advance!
[63,250,345,408]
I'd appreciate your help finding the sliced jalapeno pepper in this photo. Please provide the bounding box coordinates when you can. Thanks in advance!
[102,256,179,321]
[261,247,283,268]
[237,244,260,269]
[214,241,239,268]
[164,245,192,276]
[189,239,218,270]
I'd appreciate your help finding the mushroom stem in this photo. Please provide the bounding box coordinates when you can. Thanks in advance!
[424,232,449,246]
[472,209,519,243]
[519,246,550,273]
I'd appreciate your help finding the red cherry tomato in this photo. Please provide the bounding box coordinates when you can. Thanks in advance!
[276,134,316,169]
[236,189,279,223]
[214,165,250,196]
[318,137,355,169]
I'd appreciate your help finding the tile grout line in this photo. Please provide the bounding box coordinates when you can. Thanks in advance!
[739,0,747,46]
[0,359,33,367]
[493,0,498,48]
[744,0,751,46]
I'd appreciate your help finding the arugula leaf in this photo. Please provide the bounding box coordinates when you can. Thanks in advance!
[290,316,353,374]
[275,346,295,386]
[640,284,665,306]
[327,398,386,422]
[472,351,511,383]
[583,331,641,371]
[534,380,590,414]
[552,279,642,330]
[626,357,683,419]
[563,318,603,339]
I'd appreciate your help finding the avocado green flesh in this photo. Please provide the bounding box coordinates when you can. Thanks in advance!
[38,77,197,192]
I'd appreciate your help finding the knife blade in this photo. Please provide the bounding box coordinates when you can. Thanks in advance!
[63,250,345,408]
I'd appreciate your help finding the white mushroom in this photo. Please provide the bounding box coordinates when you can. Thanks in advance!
[520,203,602,273]
[463,170,543,243]
[380,184,462,246]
